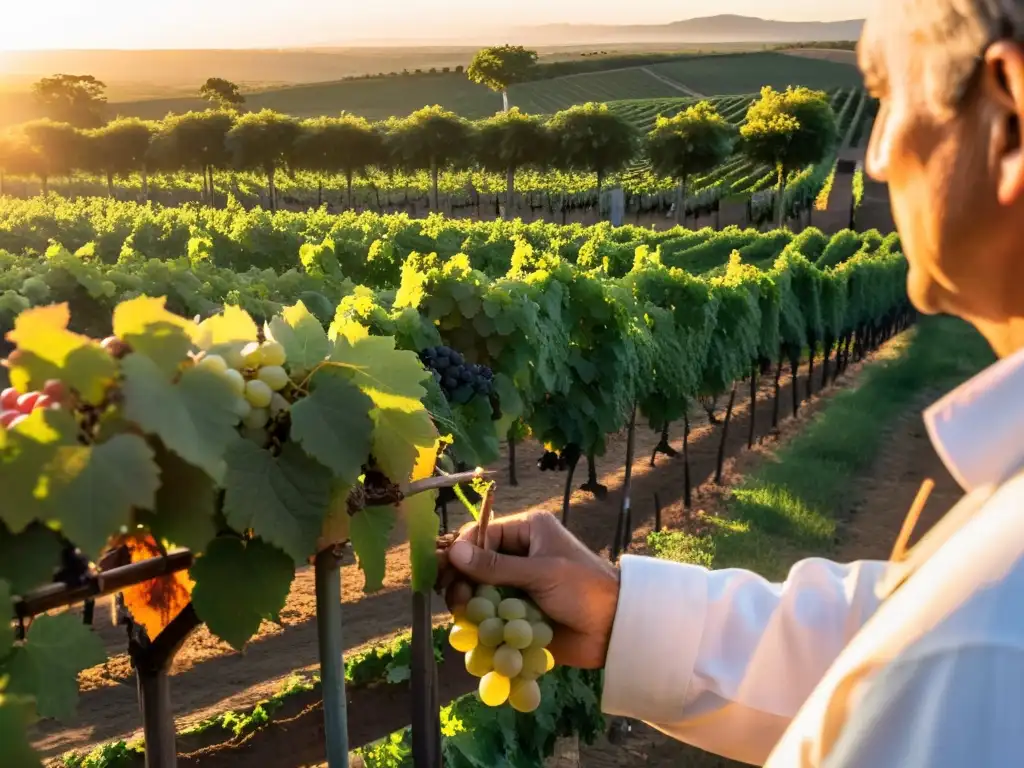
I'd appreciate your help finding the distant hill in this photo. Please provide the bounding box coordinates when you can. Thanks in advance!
[511,15,864,45]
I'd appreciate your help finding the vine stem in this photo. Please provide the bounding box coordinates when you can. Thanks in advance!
[315,547,350,768]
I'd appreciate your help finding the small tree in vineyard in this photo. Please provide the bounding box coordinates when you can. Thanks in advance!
[83,117,158,199]
[547,102,638,204]
[199,77,246,108]
[467,45,538,112]
[646,101,736,225]
[149,110,236,206]
[21,119,86,193]
[473,107,552,219]
[31,74,107,128]
[225,109,301,212]
[293,114,384,209]
[385,105,473,212]
[740,86,838,227]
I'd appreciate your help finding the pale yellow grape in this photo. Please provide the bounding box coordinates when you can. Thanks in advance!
[465,646,495,678]
[475,585,503,607]
[197,354,228,374]
[245,379,273,408]
[478,672,511,707]
[465,596,497,624]
[509,678,542,713]
[503,619,533,650]
[477,618,506,647]
[529,621,554,649]
[243,407,269,430]
[223,368,246,395]
[448,621,478,653]
[257,365,289,391]
[519,647,548,680]
[498,598,527,621]
[241,341,264,367]
[224,346,246,370]
[232,397,252,419]
[524,602,544,624]
[492,644,523,677]
[543,648,555,672]
[269,393,290,417]
[261,341,287,367]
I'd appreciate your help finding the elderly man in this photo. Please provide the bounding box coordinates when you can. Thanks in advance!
[440,1,1024,765]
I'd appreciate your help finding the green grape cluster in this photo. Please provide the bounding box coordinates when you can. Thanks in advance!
[449,585,556,712]
[194,340,292,445]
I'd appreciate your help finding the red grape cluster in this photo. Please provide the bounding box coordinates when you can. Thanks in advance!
[0,380,66,429]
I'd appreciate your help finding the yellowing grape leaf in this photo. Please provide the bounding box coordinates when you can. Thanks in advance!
[121,355,240,483]
[50,434,161,558]
[372,408,438,487]
[112,296,195,379]
[349,506,396,593]
[4,613,105,722]
[0,689,42,768]
[290,374,373,485]
[6,304,116,405]
[0,409,77,534]
[118,534,194,640]
[317,482,352,551]
[190,537,294,652]
[193,305,258,359]
[223,441,332,563]
[403,491,439,594]
[136,443,217,553]
[266,302,329,374]
[0,526,62,596]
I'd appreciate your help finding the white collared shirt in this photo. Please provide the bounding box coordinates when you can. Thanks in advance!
[601,346,1024,767]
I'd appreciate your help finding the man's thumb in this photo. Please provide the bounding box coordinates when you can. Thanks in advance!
[448,541,543,590]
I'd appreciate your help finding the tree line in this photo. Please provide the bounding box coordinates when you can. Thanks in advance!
[0,86,836,225]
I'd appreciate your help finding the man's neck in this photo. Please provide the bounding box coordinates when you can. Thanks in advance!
[973,316,1024,358]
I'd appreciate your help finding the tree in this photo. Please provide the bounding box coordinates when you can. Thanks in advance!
[21,120,86,193]
[385,106,473,212]
[0,132,38,196]
[467,45,538,112]
[149,110,236,206]
[740,86,838,227]
[83,118,158,199]
[199,78,245,108]
[547,102,638,204]
[31,74,107,128]
[225,109,300,212]
[293,114,384,209]
[474,108,552,219]
[646,101,736,225]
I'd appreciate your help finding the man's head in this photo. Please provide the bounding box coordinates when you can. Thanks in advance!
[860,0,1024,355]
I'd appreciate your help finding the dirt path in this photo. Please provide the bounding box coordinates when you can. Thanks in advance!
[579,394,958,767]
[33,355,855,759]
[640,68,704,98]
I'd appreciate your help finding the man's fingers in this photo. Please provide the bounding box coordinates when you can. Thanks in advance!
[447,540,550,590]
[454,513,536,556]
[445,579,473,619]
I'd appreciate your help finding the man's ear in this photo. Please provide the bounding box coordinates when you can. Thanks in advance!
[983,42,1024,205]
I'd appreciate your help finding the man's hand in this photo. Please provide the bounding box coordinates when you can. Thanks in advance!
[437,510,620,669]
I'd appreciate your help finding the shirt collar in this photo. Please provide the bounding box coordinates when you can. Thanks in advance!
[925,345,1024,493]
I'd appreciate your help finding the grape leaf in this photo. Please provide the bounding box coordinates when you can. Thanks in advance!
[289,374,373,485]
[0,409,77,533]
[4,613,105,722]
[0,580,14,653]
[0,526,62,596]
[136,443,217,553]
[349,506,396,593]
[0,691,42,768]
[5,304,116,406]
[190,537,294,652]
[223,441,333,563]
[112,296,195,379]
[51,434,160,558]
[193,305,258,351]
[372,408,439,486]
[121,355,240,483]
[318,482,352,551]
[267,302,330,373]
[119,535,195,640]
[403,491,438,594]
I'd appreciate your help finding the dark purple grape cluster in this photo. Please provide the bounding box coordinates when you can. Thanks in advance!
[420,346,493,406]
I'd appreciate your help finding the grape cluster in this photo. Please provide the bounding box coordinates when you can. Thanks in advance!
[419,347,493,406]
[195,340,291,446]
[1,379,66,430]
[449,586,556,712]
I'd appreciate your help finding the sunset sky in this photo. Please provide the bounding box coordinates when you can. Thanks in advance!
[0,1,867,50]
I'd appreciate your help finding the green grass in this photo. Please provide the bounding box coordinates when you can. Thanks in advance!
[649,52,864,95]
[650,316,995,578]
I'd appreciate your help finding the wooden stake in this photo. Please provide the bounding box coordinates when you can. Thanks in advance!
[890,479,934,563]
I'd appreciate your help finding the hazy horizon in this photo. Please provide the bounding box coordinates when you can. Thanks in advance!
[1,2,867,51]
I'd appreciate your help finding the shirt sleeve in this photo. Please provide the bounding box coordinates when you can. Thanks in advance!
[824,644,1024,767]
[601,554,888,766]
